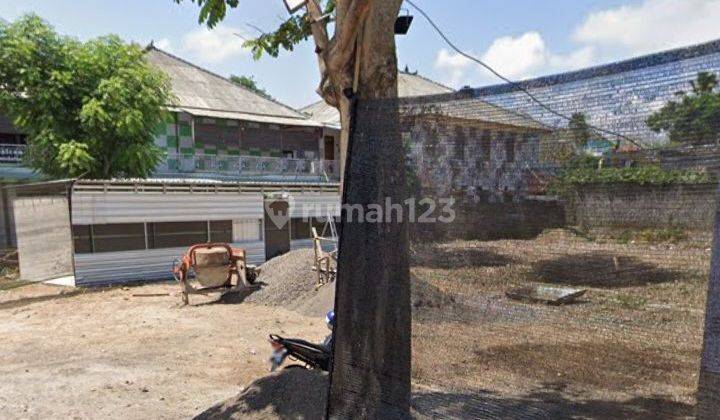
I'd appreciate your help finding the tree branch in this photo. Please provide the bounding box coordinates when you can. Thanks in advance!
[305,0,335,104]
[327,0,373,74]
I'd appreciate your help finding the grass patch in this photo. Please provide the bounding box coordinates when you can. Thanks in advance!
[614,293,648,310]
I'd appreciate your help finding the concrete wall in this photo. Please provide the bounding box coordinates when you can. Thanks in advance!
[13,195,74,283]
[570,183,717,230]
[411,198,566,242]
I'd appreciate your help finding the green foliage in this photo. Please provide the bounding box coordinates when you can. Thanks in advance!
[175,0,335,59]
[611,227,687,245]
[568,112,592,150]
[549,165,711,197]
[229,75,274,100]
[0,15,173,178]
[647,72,720,145]
[173,0,239,28]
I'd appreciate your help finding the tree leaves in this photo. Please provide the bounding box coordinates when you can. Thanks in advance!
[0,15,173,179]
[647,72,720,146]
[175,0,336,60]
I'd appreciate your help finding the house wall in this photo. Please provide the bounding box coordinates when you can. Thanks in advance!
[474,41,720,144]
[403,116,543,202]
[153,112,322,162]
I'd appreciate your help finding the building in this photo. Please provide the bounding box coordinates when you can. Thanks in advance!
[302,74,552,202]
[398,91,552,202]
[3,47,343,285]
[145,46,336,182]
[9,178,339,286]
[473,38,720,146]
[0,46,340,184]
[301,71,455,148]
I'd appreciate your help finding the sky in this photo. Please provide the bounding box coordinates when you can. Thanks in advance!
[2,0,720,108]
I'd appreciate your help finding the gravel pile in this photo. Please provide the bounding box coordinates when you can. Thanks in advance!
[246,249,469,321]
[246,249,335,311]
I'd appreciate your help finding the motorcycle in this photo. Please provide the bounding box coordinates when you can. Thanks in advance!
[268,310,335,372]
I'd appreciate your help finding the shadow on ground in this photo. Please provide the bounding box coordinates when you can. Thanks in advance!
[193,368,693,419]
[194,283,267,306]
[411,244,516,269]
[0,288,97,311]
[532,252,679,288]
[412,388,694,419]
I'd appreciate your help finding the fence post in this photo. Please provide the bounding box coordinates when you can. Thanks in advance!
[698,181,720,418]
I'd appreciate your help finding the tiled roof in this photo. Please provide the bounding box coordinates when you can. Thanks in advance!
[145,46,319,126]
[301,72,454,128]
[475,38,720,95]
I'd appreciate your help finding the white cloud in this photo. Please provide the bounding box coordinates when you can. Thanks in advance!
[182,24,249,63]
[480,32,549,80]
[434,0,720,88]
[434,49,474,86]
[154,38,173,53]
[575,0,720,55]
[435,32,596,87]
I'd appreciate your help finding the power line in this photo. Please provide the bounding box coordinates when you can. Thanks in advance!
[404,0,644,149]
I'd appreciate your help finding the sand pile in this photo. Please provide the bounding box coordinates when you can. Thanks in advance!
[194,368,328,420]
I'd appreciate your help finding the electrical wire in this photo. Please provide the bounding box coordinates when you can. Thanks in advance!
[404,0,644,149]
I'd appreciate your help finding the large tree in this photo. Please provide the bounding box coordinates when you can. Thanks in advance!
[0,15,173,179]
[647,72,720,146]
[176,0,410,417]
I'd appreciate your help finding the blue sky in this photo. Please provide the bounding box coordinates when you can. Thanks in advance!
[2,0,720,108]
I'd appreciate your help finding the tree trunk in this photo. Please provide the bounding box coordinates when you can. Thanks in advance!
[698,183,720,418]
[327,1,411,418]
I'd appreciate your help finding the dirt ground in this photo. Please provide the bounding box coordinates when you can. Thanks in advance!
[0,282,328,419]
[411,228,709,419]
[0,229,710,419]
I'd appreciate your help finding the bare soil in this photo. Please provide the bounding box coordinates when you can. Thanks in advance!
[0,229,709,419]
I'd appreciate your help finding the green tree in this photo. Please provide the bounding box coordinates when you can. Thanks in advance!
[647,72,720,146]
[568,112,591,150]
[0,15,173,178]
[229,75,274,100]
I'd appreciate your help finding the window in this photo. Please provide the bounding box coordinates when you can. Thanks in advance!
[210,220,233,243]
[72,220,236,253]
[505,134,516,163]
[233,219,262,242]
[194,121,240,149]
[72,225,92,253]
[148,221,208,249]
[92,223,146,253]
